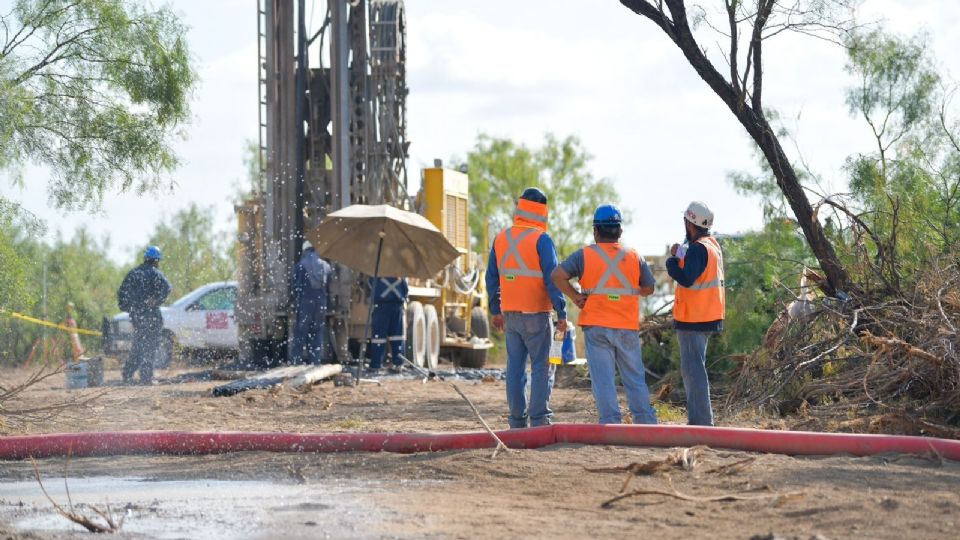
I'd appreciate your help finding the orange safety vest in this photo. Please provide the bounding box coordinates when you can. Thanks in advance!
[493,199,552,313]
[673,236,725,323]
[579,243,643,331]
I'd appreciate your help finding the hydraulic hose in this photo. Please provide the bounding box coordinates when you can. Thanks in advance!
[1,424,957,461]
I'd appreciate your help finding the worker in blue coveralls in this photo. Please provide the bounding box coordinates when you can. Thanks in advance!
[290,240,332,364]
[117,245,172,384]
[368,276,408,373]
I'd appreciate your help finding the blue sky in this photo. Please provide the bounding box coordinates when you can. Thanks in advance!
[4,0,960,263]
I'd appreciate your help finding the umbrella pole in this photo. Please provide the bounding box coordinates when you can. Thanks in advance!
[355,234,385,386]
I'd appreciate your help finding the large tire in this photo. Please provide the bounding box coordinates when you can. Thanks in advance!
[458,307,489,368]
[406,301,426,366]
[423,304,440,370]
[470,306,490,338]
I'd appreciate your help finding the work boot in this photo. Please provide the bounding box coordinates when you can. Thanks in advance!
[364,367,383,377]
[388,364,403,375]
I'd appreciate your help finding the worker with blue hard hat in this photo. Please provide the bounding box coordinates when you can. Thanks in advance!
[117,245,172,384]
[552,204,658,425]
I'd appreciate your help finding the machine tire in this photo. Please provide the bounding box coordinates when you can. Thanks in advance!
[406,301,426,367]
[470,306,490,339]
[423,304,440,370]
[458,307,490,368]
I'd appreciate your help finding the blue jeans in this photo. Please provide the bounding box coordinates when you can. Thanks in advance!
[677,329,714,426]
[582,326,657,424]
[504,312,555,428]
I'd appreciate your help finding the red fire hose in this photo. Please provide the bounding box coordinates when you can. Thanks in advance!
[2,424,958,461]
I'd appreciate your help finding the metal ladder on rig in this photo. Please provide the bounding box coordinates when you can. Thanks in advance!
[256,0,269,194]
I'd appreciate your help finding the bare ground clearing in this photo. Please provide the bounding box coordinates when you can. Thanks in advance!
[1,366,958,539]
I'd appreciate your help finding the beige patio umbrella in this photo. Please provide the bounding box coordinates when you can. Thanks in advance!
[305,204,460,382]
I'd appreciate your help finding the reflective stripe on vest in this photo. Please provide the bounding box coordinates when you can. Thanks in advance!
[379,278,403,300]
[581,245,642,297]
[493,226,552,313]
[673,236,725,323]
[497,228,543,278]
[578,244,642,331]
[513,198,548,225]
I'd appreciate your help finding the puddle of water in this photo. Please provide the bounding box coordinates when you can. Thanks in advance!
[0,477,386,539]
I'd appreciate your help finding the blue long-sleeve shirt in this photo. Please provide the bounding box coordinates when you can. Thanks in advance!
[485,232,567,319]
[666,240,723,332]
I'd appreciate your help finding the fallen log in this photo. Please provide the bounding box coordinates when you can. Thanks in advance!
[212,364,341,397]
[286,364,343,391]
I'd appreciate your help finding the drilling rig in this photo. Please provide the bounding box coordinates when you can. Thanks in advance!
[235,0,491,368]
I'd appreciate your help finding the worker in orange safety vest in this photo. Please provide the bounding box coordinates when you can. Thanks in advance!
[666,201,725,426]
[551,204,658,424]
[485,188,568,428]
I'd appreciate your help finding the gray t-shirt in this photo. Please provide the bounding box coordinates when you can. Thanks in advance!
[560,245,656,288]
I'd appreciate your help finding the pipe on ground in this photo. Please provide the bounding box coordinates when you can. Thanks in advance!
[1,424,958,461]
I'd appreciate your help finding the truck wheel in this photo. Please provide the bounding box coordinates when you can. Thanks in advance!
[155,333,175,369]
[406,301,426,366]
[458,307,489,368]
[424,304,440,370]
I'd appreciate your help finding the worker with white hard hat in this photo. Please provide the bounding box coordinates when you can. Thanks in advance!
[666,201,726,426]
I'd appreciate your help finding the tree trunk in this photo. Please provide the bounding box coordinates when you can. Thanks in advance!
[736,110,850,296]
[620,0,851,295]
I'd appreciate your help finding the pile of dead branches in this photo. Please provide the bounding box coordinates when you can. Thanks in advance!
[726,262,960,438]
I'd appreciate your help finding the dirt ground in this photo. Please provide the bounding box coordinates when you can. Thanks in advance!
[2,364,960,539]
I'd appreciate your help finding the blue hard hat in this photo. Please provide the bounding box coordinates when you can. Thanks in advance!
[593,204,622,226]
[144,245,162,260]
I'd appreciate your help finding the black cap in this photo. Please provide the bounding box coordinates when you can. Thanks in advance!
[520,187,547,204]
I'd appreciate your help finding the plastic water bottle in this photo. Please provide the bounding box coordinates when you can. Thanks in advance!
[549,323,576,365]
[562,326,576,363]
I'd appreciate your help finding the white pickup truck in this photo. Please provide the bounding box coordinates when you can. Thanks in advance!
[106,281,239,367]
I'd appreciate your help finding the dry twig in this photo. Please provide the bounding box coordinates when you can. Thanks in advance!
[705,457,757,475]
[601,477,803,508]
[31,456,124,533]
[450,383,511,458]
[586,446,706,492]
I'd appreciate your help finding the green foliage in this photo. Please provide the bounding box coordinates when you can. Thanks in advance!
[0,200,39,311]
[714,221,814,356]
[141,203,236,299]
[45,228,125,336]
[462,133,622,257]
[841,29,960,289]
[0,220,122,364]
[0,0,196,208]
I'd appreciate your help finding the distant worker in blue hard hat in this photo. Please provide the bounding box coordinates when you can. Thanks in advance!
[666,201,725,426]
[117,245,172,384]
[552,204,658,425]
[290,240,333,365]
[485,187,567,428]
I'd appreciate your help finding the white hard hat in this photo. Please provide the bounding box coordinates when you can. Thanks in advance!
[684,201,714,228]
[302,240,313,251]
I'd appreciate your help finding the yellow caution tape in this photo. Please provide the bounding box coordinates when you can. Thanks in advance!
[0,308,103,337]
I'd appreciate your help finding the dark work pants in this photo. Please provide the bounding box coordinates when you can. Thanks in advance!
[369,303,404,369]
[291,303,328,365]
[124,314,162,383]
